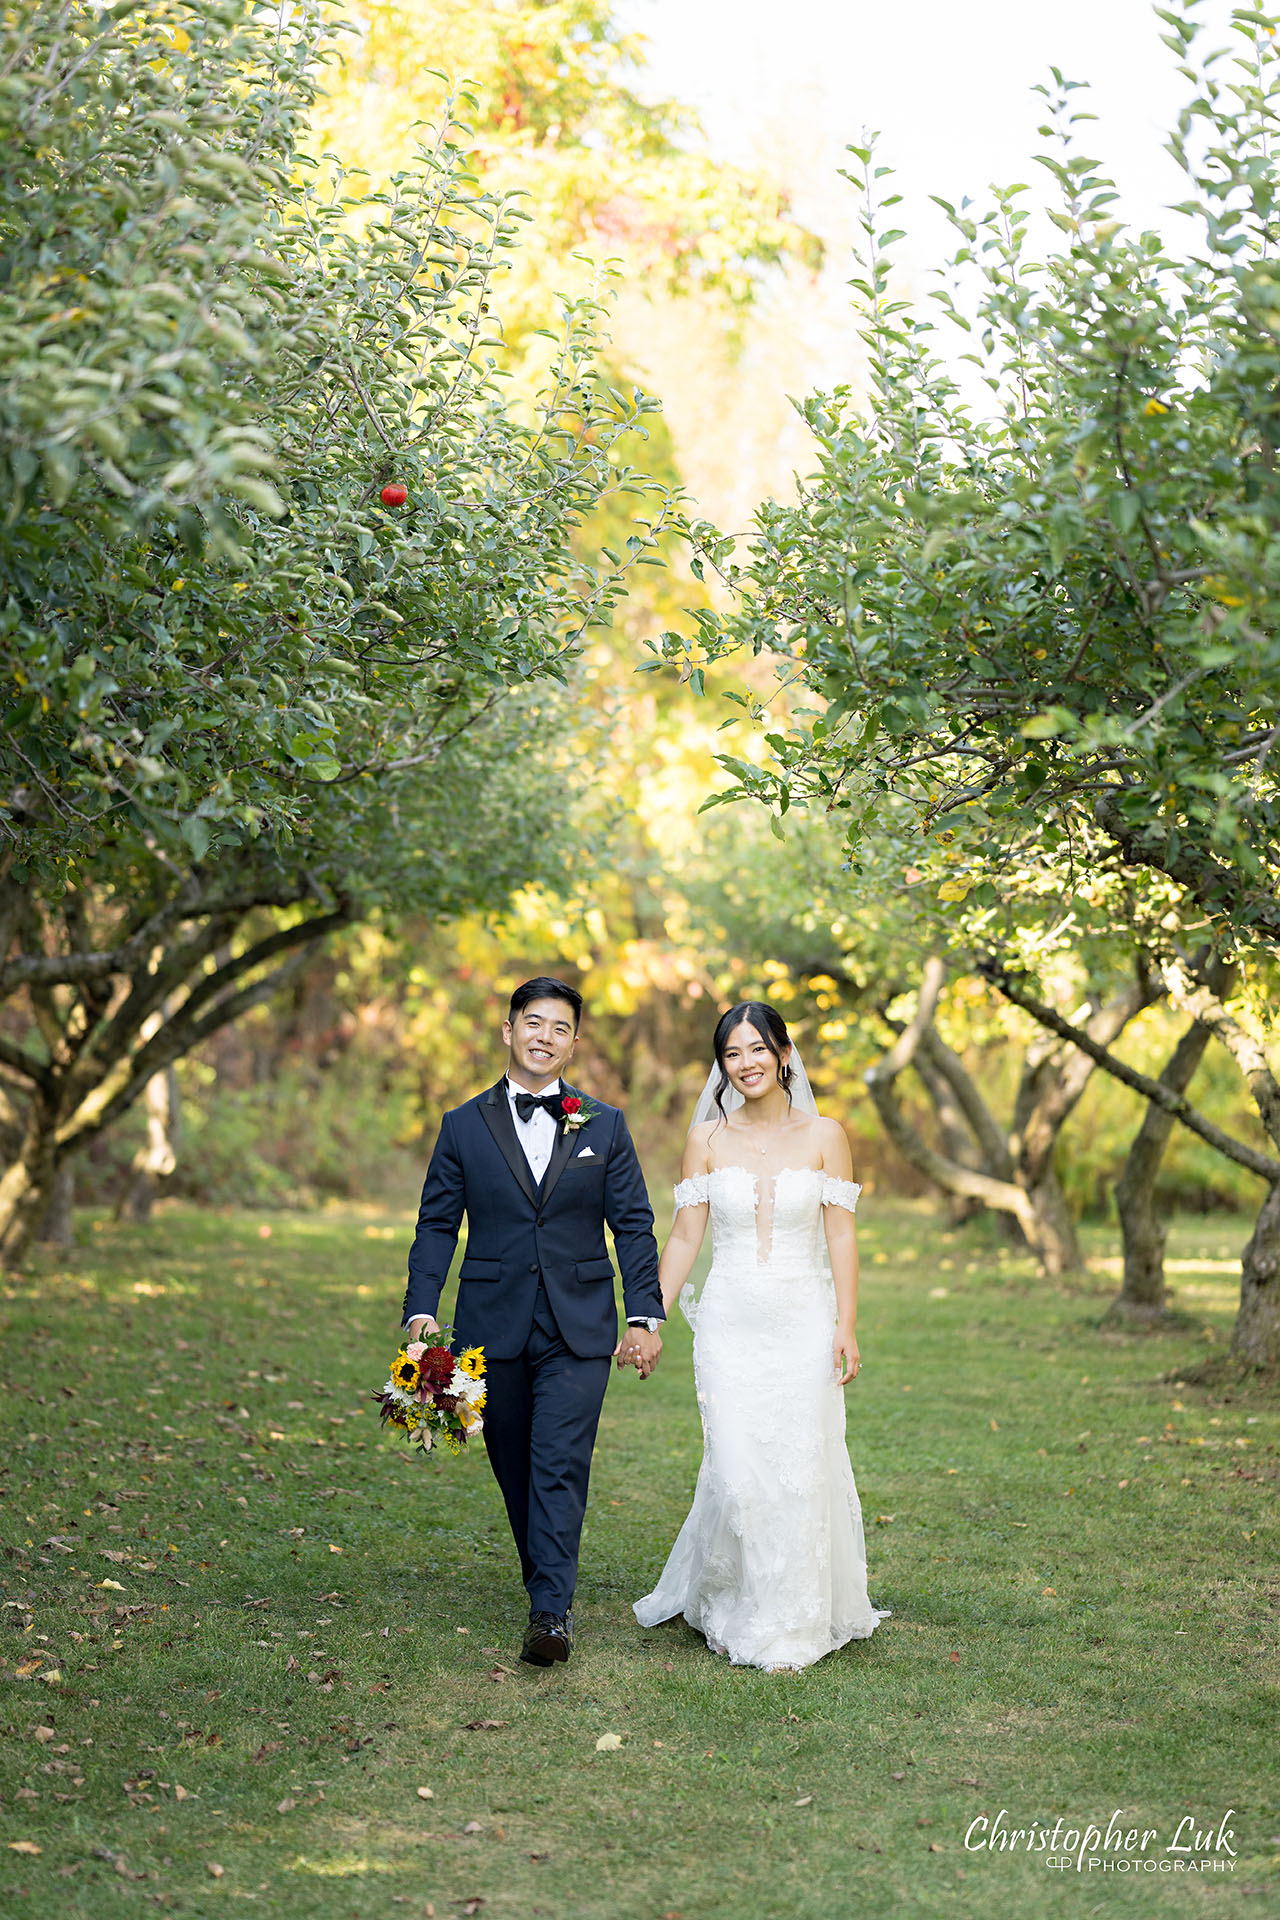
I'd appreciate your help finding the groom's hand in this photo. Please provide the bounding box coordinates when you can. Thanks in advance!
[614,1325,662,1378]
[405,1314,439,1341]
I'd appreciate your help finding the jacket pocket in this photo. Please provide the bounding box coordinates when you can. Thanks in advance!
[574,1258,615,1285]
[459,1257,501,1282]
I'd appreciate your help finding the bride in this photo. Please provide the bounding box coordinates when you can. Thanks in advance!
[631,1001,888,1671]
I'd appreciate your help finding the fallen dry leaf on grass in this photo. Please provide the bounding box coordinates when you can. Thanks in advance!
[39,1670,62,1684]
[416,1786,435,1800]
[462,1821,483,1835]
[205,1862,224,1878]
[33,1726,56,1744]
[97,1580,125,1592]
[594,1732,624,1752]
[276,1798,296,1814]
[794,1795,813,1807]
[8,1841,41,1855]
[14,1657,44,1678]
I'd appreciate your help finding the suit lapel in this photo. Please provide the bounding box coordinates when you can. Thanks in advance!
[479,1079,536,1205]
[538,1080,581,1208]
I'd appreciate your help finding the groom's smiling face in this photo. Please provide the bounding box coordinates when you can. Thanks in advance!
[504,996,578,1091]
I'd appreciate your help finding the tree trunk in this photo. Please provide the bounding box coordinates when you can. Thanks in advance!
[36,1159,75,1248]
[119,1063,180,1222]
[0,1101,58,1267]
[1111,1014,1217,1322]
[1024,1168,1082,1276]
[1231,1180,1280,1370]
[913,1055,983,1224]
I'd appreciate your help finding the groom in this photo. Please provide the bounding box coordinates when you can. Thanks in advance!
[401,977,664,1666]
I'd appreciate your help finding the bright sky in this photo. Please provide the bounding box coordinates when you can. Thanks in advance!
[612,0,1247,518]
[626,0,1242,271]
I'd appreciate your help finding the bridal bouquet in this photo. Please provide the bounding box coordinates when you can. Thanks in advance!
[373,1331,486,1455]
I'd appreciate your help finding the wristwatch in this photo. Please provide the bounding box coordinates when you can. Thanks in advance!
[627,1316,661,1334]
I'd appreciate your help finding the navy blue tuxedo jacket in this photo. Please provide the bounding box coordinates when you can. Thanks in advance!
[402,1080,663,1360]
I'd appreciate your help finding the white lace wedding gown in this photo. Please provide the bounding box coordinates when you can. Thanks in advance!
[634,1165,888,1671]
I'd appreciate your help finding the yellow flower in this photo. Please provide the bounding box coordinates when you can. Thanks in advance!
[457,1347,485,1380]
[391,1355,420,1391]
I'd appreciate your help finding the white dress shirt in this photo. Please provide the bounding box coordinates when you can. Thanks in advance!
[507,1074,560,1185]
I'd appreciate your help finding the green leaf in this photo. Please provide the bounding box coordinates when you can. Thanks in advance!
[180,815,211,860]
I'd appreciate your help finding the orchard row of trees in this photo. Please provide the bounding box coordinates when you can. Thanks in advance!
[660,0,1280,1366]
[0,0,754,1255]
[5,1,1280,1372]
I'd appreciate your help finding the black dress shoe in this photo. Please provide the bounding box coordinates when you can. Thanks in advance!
[520,1609,573,1666]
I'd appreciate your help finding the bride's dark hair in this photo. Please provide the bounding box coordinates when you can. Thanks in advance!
[709,1002,794,1127]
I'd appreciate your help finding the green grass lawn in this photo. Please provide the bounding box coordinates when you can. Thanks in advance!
[1,1200,1276,1920]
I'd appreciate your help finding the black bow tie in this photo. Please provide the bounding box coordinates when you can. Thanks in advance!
[514,1089,562,1123]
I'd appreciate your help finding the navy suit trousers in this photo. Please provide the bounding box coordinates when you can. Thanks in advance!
[481,1282,611,1614]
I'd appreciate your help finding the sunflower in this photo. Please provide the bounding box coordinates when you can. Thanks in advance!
[457,1346,485,1380]
[391,1354,421,1391]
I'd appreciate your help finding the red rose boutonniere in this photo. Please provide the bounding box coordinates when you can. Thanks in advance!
[560,1094,599,1132]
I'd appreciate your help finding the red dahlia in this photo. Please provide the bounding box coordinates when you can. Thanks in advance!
[418,1345,456,1392]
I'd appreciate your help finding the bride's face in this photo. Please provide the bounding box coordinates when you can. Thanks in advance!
[720,1021,790,1102]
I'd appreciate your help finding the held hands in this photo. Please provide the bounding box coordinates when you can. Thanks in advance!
[614,1325,662,1379]
[834,1325,861,1387]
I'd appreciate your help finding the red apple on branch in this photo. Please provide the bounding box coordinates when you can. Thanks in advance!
[380,482,408,508]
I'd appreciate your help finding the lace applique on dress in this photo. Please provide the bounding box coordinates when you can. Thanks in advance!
[635,1158,888,1668]
[673,1173,710,1212]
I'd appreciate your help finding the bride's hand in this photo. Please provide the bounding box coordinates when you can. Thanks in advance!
[834,1327,860,1386]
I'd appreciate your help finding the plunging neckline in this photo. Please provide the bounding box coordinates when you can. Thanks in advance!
[707,1164,824,1263]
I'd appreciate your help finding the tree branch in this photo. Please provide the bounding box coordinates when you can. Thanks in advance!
[57,914,350,1151]
[916,1023,1015,1180]
[977,958,1280,1183]
[863,1061,1038,1229]
[1161,954,1280,1154]
[0,1036,51,1091]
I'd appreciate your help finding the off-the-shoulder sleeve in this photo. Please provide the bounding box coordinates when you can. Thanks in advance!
[673,1173,710,1212]
[821,1176,862,1214]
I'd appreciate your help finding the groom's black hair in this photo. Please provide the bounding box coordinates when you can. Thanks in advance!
[508,975,583,1032]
